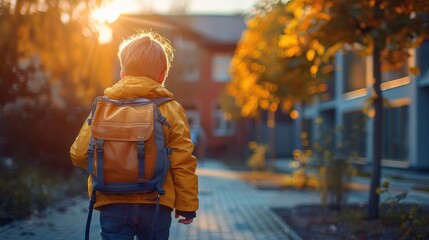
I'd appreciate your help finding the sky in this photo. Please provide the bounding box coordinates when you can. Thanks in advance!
[119,0,260,15]
[92,0,260,43]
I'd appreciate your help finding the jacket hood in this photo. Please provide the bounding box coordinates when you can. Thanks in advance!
[104,76,174,99]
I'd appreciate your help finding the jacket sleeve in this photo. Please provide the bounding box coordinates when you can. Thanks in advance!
[164,102,199,212]
[70,116,91,170]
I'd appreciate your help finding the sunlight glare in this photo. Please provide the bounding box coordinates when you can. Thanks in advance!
[91,4,121,24]
[90,0,131,44]
[97,24,113,44]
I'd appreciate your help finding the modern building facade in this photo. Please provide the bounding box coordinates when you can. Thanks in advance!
[285,41,429,170]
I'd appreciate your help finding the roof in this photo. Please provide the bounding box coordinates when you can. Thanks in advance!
[116,14,246,45]
[166,15,246,44]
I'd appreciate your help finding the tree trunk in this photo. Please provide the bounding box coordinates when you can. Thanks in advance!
[0,108,4,156]
[368,43,383,220]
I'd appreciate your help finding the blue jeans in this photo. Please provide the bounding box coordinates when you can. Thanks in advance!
[99,204,172,240]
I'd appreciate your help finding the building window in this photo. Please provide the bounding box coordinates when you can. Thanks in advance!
[174,36,200,82]
[383,105,409,161]
[213,106,235,136]
[212,54,231,82]
[381,51,408,83]
[343,52,367,93]
[185,110,200,127]
[343,111,367,159]
[381,65,408,83]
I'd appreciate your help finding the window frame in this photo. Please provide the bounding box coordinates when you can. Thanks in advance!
[211,53,232,83]
[174,36,200,82]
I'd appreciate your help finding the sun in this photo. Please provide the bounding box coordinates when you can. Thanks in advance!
[90,1,128,44]
[91,2,122,24]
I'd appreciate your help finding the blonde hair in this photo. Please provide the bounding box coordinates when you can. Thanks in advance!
[118,31,174,83]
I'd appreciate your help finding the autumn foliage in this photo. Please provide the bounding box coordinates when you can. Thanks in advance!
[0,0,116,108]
[0,0,118,171]
[227,0,334,118]
[227,0,429,118]
[227,0,429,220]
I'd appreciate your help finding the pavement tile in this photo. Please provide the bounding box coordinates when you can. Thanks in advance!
[4,159,426,239]
[1,160,310,239]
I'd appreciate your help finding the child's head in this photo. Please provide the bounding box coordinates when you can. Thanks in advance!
[118,31,174,84]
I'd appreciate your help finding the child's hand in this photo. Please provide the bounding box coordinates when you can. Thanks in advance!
[175,213,193,224]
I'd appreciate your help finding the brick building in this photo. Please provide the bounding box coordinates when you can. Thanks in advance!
[112,14,248,159]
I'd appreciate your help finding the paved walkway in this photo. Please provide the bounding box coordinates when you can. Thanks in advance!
[0,159,425,240]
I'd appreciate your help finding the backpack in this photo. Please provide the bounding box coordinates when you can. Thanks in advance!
[84,96,172,240]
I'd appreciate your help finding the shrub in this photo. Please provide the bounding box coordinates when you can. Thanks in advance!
[380,181,429,240]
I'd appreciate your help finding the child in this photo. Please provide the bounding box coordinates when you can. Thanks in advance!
[70,31,199,240]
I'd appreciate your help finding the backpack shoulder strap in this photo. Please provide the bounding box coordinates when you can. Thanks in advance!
[147,97,172,128]
[149,97,173,106]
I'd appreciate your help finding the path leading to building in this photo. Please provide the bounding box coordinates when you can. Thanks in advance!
[0,159,389,240]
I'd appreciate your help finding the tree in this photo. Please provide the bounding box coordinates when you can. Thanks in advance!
[281,0,429,220]
[0,0,116,168]
[227,0,333,119]
[0,1,121,219]
[226,0,334,171]
[231,0,429,220]
[0,0,116,108]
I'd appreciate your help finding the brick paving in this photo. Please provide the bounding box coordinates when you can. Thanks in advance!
[3,159,423,240]
[169,162,323,240]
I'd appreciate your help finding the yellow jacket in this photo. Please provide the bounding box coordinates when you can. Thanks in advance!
[70,76,199,214]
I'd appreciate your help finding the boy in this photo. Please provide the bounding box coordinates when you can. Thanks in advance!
[70,31,199,240]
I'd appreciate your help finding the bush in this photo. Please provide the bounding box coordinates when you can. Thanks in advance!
[0,164,86,223]
[317,157,354,210]
[380,181,429,240]
[2,104,87,172]
[0,178,32,220]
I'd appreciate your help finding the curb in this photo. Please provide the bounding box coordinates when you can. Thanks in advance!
[267,207,303,240]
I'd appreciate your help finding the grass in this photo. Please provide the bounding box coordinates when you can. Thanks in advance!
[0,166,86,224]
